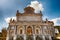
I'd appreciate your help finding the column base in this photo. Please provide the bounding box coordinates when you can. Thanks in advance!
[14,35,17,40]
[42,36,45,40]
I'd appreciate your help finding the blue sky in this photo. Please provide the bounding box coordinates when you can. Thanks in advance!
[0,0,60,31]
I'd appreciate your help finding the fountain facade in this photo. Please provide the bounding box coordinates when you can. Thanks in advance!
[6,6,55,40]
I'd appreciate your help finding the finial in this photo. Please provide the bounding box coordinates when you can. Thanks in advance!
[10,18,12,23]
[40,11,43,16]
[46,18,48,21]
[16,10,20,16]
[46,18,48,22]
[12,19,15,22]
[40,11,42,13]
[17,10,19,13]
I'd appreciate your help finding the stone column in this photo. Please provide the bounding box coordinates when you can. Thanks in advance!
[6,33,9,40]
[33,34,35,40]
[14,26,17,40]
[49,36,52,40]
[41,26,43,35]
[24,25,26,40]
[32,25,35,34]
[14,35,17,40]
[6,36,9,40]
[33,25,35,40]
[6,29,9,40]
[24,34,26,40]
[42,35,45,40]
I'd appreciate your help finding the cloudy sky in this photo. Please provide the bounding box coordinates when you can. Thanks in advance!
[0,0,60,31]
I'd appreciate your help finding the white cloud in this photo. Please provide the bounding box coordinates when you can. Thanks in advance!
[5,17,16,23]
[50,18,60,26]
[28,1,44,13]
[43,16,60,26]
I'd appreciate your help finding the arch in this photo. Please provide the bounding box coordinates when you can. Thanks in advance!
[20,29,23,34]
[19,28,23,34]
[18,26,24,34]
[35,26,40,34]
[36,28,39,34]
[27,26,32,35]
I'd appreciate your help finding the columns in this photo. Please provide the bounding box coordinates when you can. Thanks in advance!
[49,36,52,40]
[24,34,26,40]
[33,34,36,40]
[6,29,9,40]
[13,26,17,40]
[42,35,45,40]
[33,25,35,34]
[6,35,9,40]
[14,35,17,40]
[24,25,27,40]
[32,25,35,40]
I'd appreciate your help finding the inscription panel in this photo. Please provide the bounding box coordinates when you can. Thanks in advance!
[18,16,41,21]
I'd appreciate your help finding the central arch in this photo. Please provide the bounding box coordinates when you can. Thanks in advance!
[27,26,32,35]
